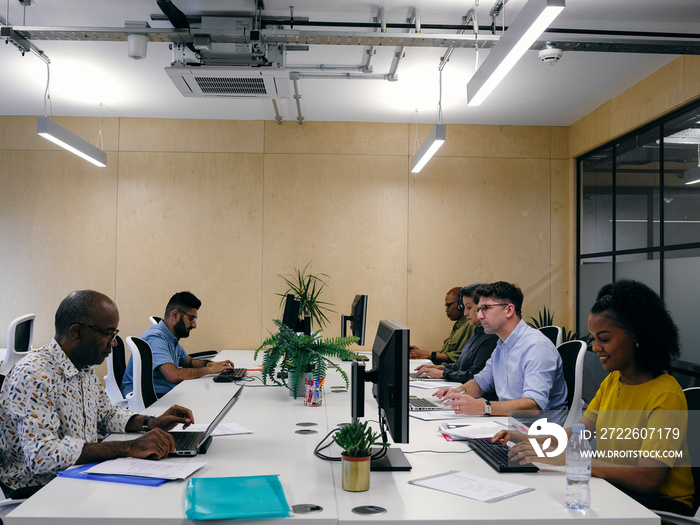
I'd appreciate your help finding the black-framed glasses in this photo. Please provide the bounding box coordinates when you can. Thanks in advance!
[177,309,198,323]
[80,323,119,341]
[444,301,458,309]
[476,303,510,314]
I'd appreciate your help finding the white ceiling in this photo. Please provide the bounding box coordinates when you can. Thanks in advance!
[1,0,699,126]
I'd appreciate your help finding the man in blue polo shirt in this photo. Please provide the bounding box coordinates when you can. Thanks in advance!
[121,291,234,397]
[436,281,567,419]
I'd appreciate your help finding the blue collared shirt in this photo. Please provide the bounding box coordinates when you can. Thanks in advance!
[473,319,568,411]
[120,321,189,397]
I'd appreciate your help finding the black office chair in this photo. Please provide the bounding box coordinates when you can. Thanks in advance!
[557,340,586,412]
[103,335,128,406]
[538,325,562,347]
[125,336,158,413]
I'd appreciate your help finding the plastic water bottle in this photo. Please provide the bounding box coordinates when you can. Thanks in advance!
[565,423,591,510]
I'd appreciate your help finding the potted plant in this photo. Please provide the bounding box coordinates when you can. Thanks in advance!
[255,320,358,398]
[277,263,334,330]
[332,420,388,492]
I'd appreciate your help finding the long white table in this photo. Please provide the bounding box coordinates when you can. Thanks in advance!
[6,350,660,524]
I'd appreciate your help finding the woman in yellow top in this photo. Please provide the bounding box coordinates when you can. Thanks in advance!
[495,279,694,515]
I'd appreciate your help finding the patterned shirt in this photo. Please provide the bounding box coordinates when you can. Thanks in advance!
[0,340,134,489]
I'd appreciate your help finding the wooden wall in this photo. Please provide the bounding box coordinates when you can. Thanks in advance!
[0,117,570,373]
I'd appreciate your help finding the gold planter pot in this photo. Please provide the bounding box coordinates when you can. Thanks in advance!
[341,455,371,492]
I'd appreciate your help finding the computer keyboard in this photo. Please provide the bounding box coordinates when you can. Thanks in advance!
[213,367,247,382]
[408,397,443,411]
[466,438,539,473]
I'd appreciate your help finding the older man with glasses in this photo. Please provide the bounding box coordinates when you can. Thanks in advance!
[409,286,475,365]
[0,289,195,494]
[121,291,234,398]
[435,281,567,420]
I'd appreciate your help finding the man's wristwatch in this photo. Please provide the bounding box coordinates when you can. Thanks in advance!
[142,416,154,432]
[483,400,492,416]
[430,351,437,364]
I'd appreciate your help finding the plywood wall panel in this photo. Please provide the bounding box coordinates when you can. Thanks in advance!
[609,59,685,139]
[115,151,264,351]
[0,150,118,346]
[436,125,552,159]
[118,119,264,153]
[407,156,554,349]
[264,121,407,156]
[684,56,700,103]
[261,153,409,348]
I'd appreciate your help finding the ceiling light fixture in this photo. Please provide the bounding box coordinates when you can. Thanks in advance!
[411,68,447,174]
[467,0,565,106]
[37,117,107,167]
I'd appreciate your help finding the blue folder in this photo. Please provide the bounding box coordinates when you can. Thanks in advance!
[185,475,291,520]
[57,463,169,487]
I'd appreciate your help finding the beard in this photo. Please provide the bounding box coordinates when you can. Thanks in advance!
[174,317,191,338]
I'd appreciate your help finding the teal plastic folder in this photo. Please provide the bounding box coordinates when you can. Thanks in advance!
[185,475,291,520]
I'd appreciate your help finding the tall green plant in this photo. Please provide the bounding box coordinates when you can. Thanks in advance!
[277,262,334,330]
[254,320,358,398]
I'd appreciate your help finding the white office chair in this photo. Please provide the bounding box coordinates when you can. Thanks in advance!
[103,335,129,408]
[0,313,35,378]
[125,336,159,413]
[149,316,162,325]
[538,325,563,347]
[563,342,610,428]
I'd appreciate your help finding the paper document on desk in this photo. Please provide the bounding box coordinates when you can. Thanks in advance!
[410,410,472,421]
[85,458,206,480]
[170,422,252,436]
[438,421,510,440]
[409,470,534,503]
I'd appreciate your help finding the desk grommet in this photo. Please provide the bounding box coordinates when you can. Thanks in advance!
[296,422,318,427]
[295,429,318,434]
[352,505,387,515]
[292,504,323,514]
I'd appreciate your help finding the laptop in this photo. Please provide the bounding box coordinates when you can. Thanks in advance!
[169,385,244,456]
[409,372,444,381]
[408,396,445,411]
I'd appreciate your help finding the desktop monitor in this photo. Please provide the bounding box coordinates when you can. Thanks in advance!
[341,294,367,345]
[281,294,301,330]
[351,319,410,471]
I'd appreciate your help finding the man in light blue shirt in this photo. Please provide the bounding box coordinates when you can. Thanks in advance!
[121,291,234,397]
[436,281,567,418]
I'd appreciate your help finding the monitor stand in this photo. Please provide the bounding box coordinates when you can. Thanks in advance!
[370,447,411,471]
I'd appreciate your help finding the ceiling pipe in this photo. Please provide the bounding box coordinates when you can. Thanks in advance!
[439,8,478,71]
[387,7,420,82]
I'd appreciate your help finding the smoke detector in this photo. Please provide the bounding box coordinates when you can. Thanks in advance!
[539,43,562,65]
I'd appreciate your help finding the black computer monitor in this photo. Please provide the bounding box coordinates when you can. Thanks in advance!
[341,294,367,345]
[281,294,301,330]
[351,319,410,471]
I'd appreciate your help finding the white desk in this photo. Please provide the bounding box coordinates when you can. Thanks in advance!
[6,350,660,524]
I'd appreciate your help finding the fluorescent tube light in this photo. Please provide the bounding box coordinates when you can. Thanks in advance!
[37,117,107,167]
[411,124,446,173]
[467,0,565,106]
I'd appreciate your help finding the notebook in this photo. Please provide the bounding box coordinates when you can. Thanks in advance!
[169,385,244,457]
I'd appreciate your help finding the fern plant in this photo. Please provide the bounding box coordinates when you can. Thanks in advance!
[332,420,388,457]
[254,319,358,398]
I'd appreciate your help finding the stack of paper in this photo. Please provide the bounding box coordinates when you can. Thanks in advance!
[438,421,510,441]
[409,470,534,503]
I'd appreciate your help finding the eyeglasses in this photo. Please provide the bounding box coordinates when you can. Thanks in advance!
[444,301,458,309]
[476,303,510,314]
[80,324,119,341]
[177,309,198,323]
